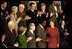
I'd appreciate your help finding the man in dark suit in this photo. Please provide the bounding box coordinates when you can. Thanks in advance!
[1,1,8,37]
[37,3,48,21]
[36,19,47,48]
[26,2,39,26]
[17,4,31,28]
[1,21,19,48]
[26,23,41,48]
[26,23,36,48]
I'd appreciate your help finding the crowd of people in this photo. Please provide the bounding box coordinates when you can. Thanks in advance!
[0,1,71,48]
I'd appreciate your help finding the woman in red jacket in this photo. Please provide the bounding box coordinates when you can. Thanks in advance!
[46,19,60,48]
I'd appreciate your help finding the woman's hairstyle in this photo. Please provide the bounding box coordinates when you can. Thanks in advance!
[48,19,55,24]
[8,21,14,27]
[59,19,65,26]
[40,3,46,6]
[12,6,18,11]
[18,26,27,34]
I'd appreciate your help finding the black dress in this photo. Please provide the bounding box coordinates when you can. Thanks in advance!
[59,26,69,48]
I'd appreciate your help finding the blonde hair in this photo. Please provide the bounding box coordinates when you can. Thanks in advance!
[18,26,27,34]
[8,21,15,27]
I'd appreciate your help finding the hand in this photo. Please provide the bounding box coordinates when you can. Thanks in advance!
[37,11,40,15]
[16,17,21,24]
[64,32,69,36]
[6,15,10,20]
[50,12,54,17]
[6,17,8,19]
[36,38,41,42]
[46,38,49,42]
[58,10,63,14]
[1,34,6,42]
[57,44,59,48]
[25,16,31,20]
[14,42,19,47]
[27,37,32,42]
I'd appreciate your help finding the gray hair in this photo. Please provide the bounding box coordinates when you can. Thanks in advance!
[19,4,25,8]
[12,6,18,11]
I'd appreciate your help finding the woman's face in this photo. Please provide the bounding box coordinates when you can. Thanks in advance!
[31,4,36,10]
[61,21,65,26]
[41,5,46,10]
[12,9,18,14]
[50,21,54,27]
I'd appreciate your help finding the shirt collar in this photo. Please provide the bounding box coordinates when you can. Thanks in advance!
[22,31,26,35]
[29,30,34,34]
[39,24,44,29]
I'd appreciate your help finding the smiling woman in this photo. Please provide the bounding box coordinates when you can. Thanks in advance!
[17,26,27,48]
[46,19,60,48]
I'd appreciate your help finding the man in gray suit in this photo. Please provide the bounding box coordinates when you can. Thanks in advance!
[36,19,47,48]
[26,23,41,48]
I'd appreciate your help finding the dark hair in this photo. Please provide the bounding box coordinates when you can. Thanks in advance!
[59,19,65,26]
[29,2,35,6]
[39,19,46,24]
[28,23,35,28]
[18,26,27,34]
[48,19,55,24]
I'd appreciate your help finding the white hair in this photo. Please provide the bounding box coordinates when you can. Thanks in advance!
[19,4,25,8]
[12,6,18,11]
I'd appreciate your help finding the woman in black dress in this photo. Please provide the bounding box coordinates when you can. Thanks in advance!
[59,19,69,48]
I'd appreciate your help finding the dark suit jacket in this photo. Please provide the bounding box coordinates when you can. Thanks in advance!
[36,24,46,48]
[59,26,69,48]
[4,27,17,48]
[17,11,27,27]
[26,9,39,26]
[26,30,36,48]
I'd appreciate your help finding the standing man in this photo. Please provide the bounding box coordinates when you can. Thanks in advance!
[36,19,47,48]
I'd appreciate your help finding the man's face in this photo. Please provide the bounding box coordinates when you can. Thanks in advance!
[31,4,36,10]
[19,6,25,12]
[3,2,7,8]
[61,21,65,26]
[30,23,35,30]
[42,21,46,27]
[41,5,46,10]
[53,1,59,5]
